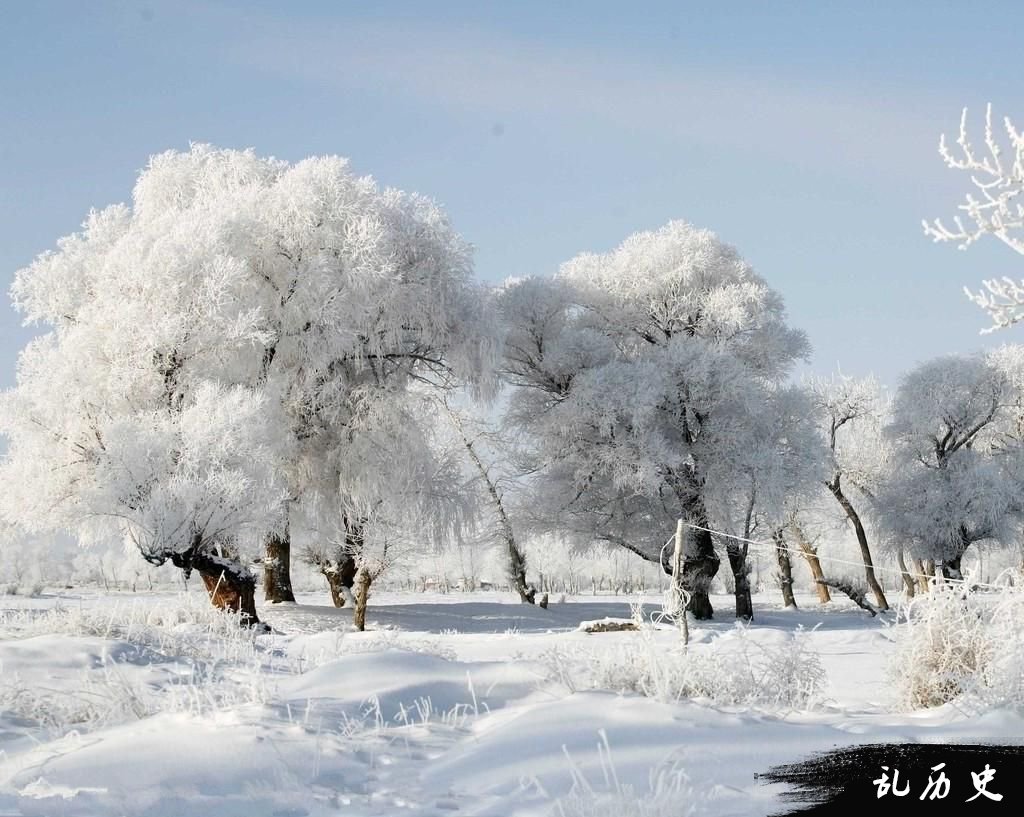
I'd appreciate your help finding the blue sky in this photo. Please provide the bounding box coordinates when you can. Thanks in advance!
[2,0,1023,388]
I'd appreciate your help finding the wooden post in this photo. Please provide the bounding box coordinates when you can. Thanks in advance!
[673,519,689,645]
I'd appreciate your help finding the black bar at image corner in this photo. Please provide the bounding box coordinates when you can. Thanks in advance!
[760,743,1023,815]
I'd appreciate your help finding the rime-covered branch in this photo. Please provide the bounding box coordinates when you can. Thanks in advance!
[924,105,1024,331]
[817,577,879,616]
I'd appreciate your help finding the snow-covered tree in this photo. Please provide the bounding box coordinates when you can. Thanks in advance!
[924,105,1024,331]
[301,391,477,628]
[499,221,810,619]
[807,373,892,609]
[876,353,1022,579]
[713,385,827,619]
[442,395,537,604]
[0,144,493,621]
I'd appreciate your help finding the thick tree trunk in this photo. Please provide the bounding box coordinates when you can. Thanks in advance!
[938,529,972,582]
[896,549,916,598]
[353,568,372,631]
[826,476,889,610]
[939,552,965,581]
[725,542,753,621]
[314,517,365,608]
[323,553,357,607]
[263,529,296,603]
[773,530,797,609]
[790,521,830,604]
[172,544,261,627]
[682,521,719,620]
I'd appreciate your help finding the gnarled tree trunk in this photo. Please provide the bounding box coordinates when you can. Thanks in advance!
[939,552,965,581]
[682,519,719,620]
[172,541,261,627]
[308,517,364,607]
[324,553,357,607]
[938,528,972,582]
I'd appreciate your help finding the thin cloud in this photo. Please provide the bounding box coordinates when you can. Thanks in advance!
[218,14,958,184]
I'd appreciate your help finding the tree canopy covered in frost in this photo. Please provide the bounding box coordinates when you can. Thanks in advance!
[924,106,1024,331]
[806,372,892,608]
[0,145,493,595]
[499,220,810,618]
[808,373,890,496]
[876,353,1023,578]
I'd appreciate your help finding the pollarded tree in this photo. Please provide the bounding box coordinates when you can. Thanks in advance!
[499,221,810,619]
[0,358,285,624]
[807,373,891,610]
[0,144,493,618]
[924,105,1024,331]
[876,353,1022,579]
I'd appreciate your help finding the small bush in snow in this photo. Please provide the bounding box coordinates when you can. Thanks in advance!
[552,732,697,817]
[0,596,264,664]
[541,624,825,710]
[889,574,1024,710]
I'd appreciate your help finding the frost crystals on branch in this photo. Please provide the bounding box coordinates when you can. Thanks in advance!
[924,105,1024,331]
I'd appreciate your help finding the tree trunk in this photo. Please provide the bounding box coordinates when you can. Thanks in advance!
[317,517,365,607]
[913,558,931,594]
[725,542,753,621]
[263,529,296,603]
[826,476,889,610]
[773,530,797,609]
[681,520,719,620]
[938,529,972,582]
[172,545,261,627]
[896,549,916,598]
[447,404,536,604]
[790,521,830,604]
[323,553,357,607]
[506,537,536,604]
[353,568,372,631]
[939,552,965,581]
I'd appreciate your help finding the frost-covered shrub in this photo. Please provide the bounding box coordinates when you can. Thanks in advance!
[889,576,1024,710]
[0,596,265,664]
[541,625,825,710]
[0,598,285,733]
[552,734,697,817]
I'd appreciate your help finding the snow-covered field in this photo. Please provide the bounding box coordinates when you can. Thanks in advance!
[1,589,1020,817]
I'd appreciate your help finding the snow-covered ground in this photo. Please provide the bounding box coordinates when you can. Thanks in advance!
[1,588,1020,816]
